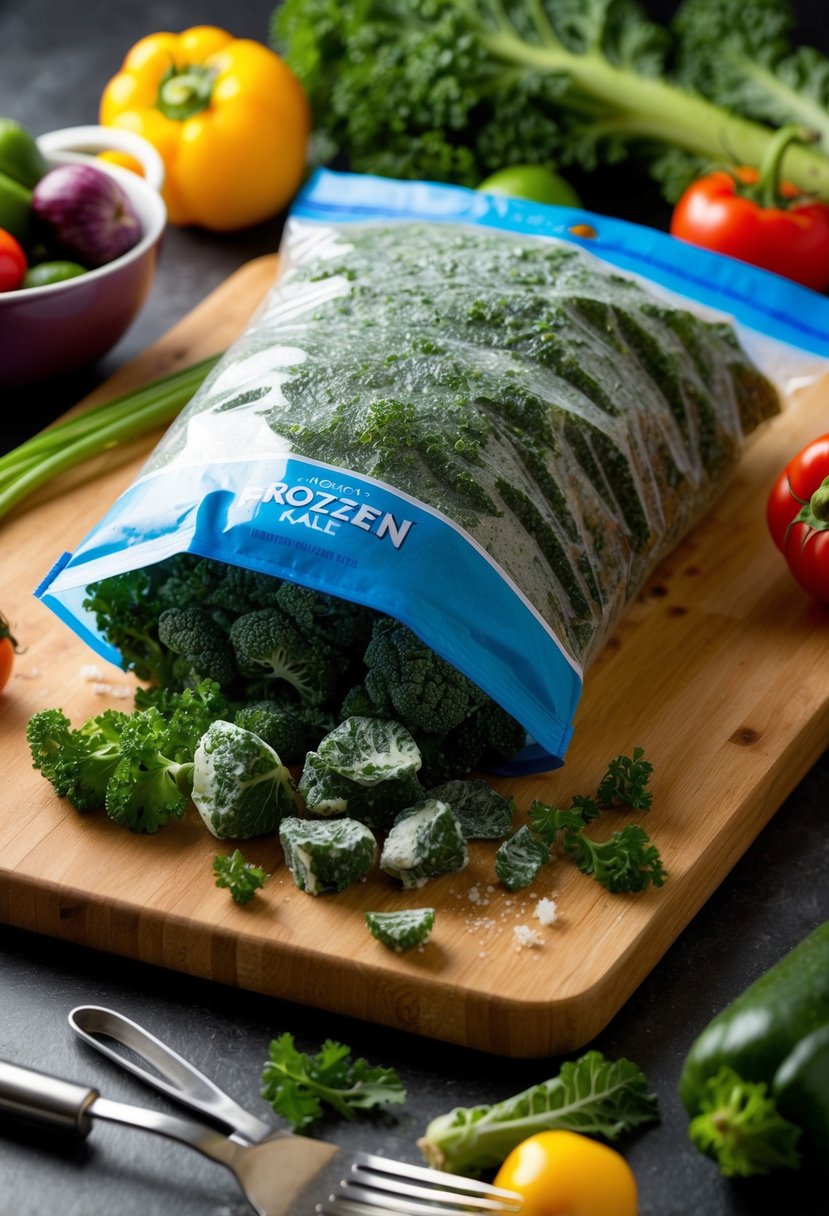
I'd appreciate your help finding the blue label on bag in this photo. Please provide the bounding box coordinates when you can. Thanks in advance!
[38,453,582,771]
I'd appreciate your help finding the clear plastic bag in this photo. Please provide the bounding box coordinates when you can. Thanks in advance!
[39,171,829,772]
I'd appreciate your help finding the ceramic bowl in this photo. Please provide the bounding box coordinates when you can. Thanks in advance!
[0,125,167,388]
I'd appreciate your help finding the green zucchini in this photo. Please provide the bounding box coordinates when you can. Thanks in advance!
[679,920,829,1175]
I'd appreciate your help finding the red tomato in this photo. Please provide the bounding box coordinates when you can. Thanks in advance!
[670,125,829,292]
[0,227,27,292]
[767,434,829,603]
[0,612,19,692]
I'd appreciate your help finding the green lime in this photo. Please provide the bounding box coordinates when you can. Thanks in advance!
[23,260,87,288]
[477,164,582,208]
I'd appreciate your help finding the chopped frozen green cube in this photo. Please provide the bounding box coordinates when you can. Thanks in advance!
[495,825,550,891]
[381,799,468,889]
[316,716,422,785]
[366,908,436,952]
[192,720,295,840]
[298,727,423,832]
[428,778,515,839]
[279,816,377,895]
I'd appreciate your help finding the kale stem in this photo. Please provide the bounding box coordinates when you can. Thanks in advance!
[477,27,829,199]
[527,0,559,48]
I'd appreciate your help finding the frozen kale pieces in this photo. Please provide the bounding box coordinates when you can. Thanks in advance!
[299,716,424,832]
[229,608,342,706]
[232,701,317,765]
[428,778,514,840]
[366,908,436,952]
[363,618,486,735]
[279,816,377,894]
[381,799,468,889]
[495,825,551,892]
[157,606,237,689]
[316,715,422,785]
[192,720,295,840]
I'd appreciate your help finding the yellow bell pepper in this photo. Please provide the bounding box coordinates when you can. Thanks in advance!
[100,25,310,231]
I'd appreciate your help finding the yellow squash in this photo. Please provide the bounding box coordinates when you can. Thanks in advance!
[100,25,310,230]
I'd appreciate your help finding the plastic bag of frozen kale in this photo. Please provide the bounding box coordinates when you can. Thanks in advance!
[36,170,829,774]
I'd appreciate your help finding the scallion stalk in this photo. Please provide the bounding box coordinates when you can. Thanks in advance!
[0,355,220,522]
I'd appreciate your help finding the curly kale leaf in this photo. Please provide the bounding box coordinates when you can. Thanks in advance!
[273,0,829,202]
[27,707,128,811]
[363,618,485,736]
[105,707,195,834]
[230,609,342,706]
[673,0,829,149]
[261,1032,406,1130]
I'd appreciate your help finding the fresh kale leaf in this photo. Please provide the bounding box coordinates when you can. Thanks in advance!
[418,1050,659,1176]
[261,1032,406,1130]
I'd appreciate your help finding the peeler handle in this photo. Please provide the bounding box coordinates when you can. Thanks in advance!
[0,1059,97,1137]
[68,1005,274,1145]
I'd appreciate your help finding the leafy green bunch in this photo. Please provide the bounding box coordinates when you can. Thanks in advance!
[273,0,829,203]
[83,555,527,783]
[27,679,227,833]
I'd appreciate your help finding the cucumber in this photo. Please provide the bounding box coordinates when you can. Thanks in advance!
[679,921,829,1175]
[773,1023,829,1156]
[679,920,829,1116]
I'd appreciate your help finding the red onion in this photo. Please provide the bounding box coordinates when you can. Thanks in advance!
[31,163,142,268]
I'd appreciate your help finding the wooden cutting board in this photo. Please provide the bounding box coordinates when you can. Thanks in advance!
[1,254,827,1059]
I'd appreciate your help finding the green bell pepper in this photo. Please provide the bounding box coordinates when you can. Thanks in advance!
[0,170,32,244]
[679,920,829,1176]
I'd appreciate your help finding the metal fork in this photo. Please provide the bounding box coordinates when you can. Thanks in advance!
[68,1005,522,1215]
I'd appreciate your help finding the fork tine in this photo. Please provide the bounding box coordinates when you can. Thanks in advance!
[334,1182,514,1215]
[352,1153,522,1207]
[343,1172,516,1211]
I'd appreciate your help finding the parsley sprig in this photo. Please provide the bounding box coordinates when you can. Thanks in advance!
[524,747,666,895]
[213,849,269,905]
[597,746,654,810]
[261,1033,406,1130]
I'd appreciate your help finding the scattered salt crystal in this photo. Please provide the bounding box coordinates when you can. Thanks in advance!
[513,924,544,949]
[533,897,558,926]
[90,682,133,699]
[467,886,481,904]
[80,664,104,681]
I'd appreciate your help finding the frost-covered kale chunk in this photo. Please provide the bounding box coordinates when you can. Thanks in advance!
[428,778,515,840]
[192,720,295,839]
[279,816,377,894]
[381,799,468,889]
[298,716,424,831]
[495,825,550,892]
[365,908,435,952]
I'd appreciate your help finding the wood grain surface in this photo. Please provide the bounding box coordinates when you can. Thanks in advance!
[2,254,827,1059]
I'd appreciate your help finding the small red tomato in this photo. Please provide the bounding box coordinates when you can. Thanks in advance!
[0,612,19,692]
[0,226,27,291]
[767,433,829,603]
